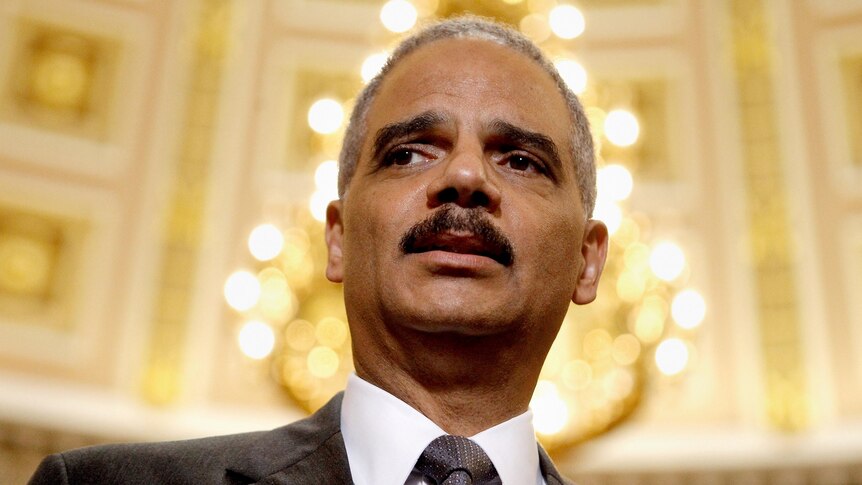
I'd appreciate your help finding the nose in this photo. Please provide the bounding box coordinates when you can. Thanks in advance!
[426,143,502,212]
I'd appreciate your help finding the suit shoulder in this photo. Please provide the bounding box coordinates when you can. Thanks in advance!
[66,429,268,462]
[36,430,267,484]
[28,453,69,485]
[28,394,346,484]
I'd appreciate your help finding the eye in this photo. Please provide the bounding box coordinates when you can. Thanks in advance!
[383,148,431,166]
[502,153,545,174]
[508,154,532,171]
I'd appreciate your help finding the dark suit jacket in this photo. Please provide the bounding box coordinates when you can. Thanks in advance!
[29,393,572,484]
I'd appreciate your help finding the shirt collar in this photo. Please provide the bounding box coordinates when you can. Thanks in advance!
[341,373,543,485]
[472,409,544,485]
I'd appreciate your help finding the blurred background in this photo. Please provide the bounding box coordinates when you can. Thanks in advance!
[1,0,861,483]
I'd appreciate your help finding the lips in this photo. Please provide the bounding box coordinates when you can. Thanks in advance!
[406,231,513,266]
[399,206,515,266]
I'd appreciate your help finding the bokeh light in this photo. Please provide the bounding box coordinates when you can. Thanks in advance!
[624,242,650,272]
[583,329,613,361]
[612,334,642,366]
[248,223,284,261]
[238,320,275,360]
[616,270,647,303]
[672,289,706,329]
[307,346,340,378]
[604,367,635,399]
[604,109,640,147]
[593,199,623,235]
[597,164,633,201]
[655,338,689,376]
[307,98,344,135]
[361,52,389,83]
[531,380,569,435]
[309,190,335,222]
[285,319,317,352]
[555,58,588,94]
[258,268,297,321]
[632,296,668,344]
[380,0,418,33]
[585,106,607,140]
[224,270,261,311]
[314,160,339,199]
[549,4,585,39]
[316,317,349,348]
[519,13,551,43]
[649,241,686,281]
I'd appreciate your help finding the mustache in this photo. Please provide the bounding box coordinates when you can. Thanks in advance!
[399,206,515,266]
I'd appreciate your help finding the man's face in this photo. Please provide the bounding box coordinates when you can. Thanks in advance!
[326,38,606,342]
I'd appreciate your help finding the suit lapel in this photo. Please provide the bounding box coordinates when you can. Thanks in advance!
[225,393,353,485]
[254,431,352,484]
[538,445,571,485]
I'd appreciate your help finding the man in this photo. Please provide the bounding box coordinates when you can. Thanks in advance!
[29,15,607,485]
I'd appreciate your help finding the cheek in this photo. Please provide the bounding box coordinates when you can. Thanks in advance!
[516,210,583,278]
[343,204,387,269]
[341,186,418,271]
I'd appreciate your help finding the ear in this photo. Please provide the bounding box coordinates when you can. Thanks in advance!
[324,199,345,283]
[572,219,609,305]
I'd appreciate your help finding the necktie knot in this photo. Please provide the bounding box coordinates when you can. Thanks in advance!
[415,435,500,485]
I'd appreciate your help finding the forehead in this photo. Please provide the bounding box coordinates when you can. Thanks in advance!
[364,38,573,159]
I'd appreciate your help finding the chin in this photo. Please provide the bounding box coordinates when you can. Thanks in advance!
[390,298,520,336]
[393,274,518,327]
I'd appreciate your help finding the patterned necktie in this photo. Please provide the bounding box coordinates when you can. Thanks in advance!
[414,435,500,485]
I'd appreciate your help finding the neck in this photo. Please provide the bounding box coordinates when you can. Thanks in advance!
[353,327,550,436]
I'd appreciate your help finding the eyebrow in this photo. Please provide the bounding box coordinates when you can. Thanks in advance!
[488,119,564,176]
[371,110,450,161]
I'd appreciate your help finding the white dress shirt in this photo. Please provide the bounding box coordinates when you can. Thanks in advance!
[341,373,546,485]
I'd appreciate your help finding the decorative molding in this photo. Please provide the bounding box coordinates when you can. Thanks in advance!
[581,0,685,43]
[842,216,862,394]
[729,0,808,430]
[271,0,380,38]
[0,0,154,182]
[815,26,862,199]
[251,34,368,188]
[0,172,119,371]
[769,0,839,426]
[139,0,231,405]
[582,46,702,212]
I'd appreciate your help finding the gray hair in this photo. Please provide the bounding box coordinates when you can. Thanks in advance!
[337,15,597,217]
